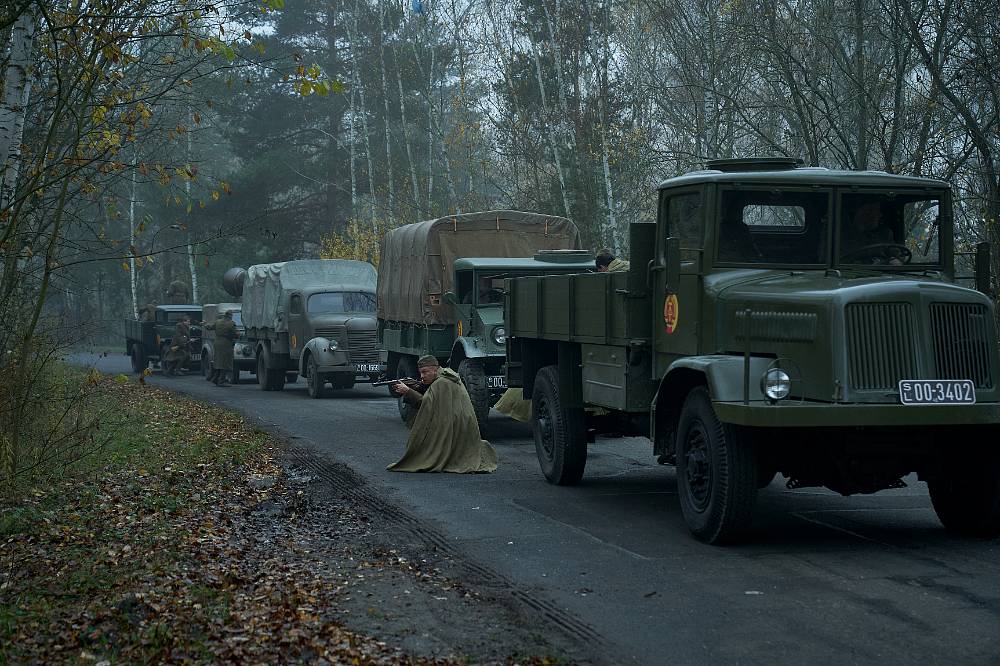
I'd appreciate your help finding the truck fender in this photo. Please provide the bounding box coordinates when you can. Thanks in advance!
[448,337,486,368]
[650,355,773,456]
[300,337,337,375]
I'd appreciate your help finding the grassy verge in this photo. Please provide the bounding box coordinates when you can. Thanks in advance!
[0,369,431,664]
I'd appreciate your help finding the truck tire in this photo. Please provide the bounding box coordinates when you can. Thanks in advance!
[396,356,418,423]
[531,365,587,485]
[257,351,285,391]
[676,387,757,544]
[928,448,1000,537]
[129,343,146,374]
[202,354,213,380]
[458,358,489,437]
[307,357,326,399]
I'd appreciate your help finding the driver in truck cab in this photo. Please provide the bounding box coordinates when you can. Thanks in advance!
[842,200,904,265]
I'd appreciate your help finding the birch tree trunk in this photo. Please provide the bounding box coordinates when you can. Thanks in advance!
[0,8,37,213]
[378,3,396,221]
[129,151,139,320]
[392,42,420,214]
[350,2,378,230]
[349,71,358,219]
[530,36,572,218]
[185,109,198,302]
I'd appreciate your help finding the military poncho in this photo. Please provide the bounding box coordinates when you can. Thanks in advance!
[388,368,498,473]
[493,388,532,423]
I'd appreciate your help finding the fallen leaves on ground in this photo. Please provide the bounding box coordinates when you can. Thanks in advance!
[0,378,486,665]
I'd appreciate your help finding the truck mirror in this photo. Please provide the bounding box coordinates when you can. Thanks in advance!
[975,242,992,295]
[666,237,681,294]
[443,291,458,305]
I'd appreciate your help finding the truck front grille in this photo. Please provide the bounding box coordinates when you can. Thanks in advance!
[314,326,346,341]
[929,303,993,388]
[845,303,917,390]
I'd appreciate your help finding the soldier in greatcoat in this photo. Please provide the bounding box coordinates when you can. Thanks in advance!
[206,310,238,386]
[163,316,192,375]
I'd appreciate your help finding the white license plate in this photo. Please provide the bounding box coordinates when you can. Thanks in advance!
[487,375,506,389]
[355,363,382,373]
[898,379,975,405]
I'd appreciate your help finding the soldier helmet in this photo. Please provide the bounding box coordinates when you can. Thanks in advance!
[416,355,440,368]
[224,309,235,318]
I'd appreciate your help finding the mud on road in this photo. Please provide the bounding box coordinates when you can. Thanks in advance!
[269,440,604,665]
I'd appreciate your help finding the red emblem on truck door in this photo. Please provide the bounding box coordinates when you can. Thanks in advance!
[664,294,679,333]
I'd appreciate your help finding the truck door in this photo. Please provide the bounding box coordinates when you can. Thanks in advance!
[653,188,704,376]
[288,292,304,359]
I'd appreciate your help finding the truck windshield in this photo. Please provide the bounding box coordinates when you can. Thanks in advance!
[231,311,243,327]
[307,292,376,314]
[717,189,828,265]
[838,192,941,267]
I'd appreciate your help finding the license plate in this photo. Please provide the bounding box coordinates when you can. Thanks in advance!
[191,354,201,362]
[355,363,382,373]
[898,379,975,405]
[487,375,506,389]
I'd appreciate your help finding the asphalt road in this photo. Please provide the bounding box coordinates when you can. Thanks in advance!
[76,351,1000,665]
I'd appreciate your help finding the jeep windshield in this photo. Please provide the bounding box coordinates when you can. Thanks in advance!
[838,191,942,267]
[307,292,376,314]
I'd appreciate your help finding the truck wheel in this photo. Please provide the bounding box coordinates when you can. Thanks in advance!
[257,352,285,391]
[928,448,1000,537]
[531,365,587,485]
[307,357,326,399]
[203,356,213,380]
[129,343,146,374]
[458,358,489,437]
[396,356,418,423]
[676,387,757,544]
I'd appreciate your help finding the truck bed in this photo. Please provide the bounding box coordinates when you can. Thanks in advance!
[506,271,650,345]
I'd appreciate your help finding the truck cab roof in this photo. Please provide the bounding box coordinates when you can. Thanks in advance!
[658,166,950,191]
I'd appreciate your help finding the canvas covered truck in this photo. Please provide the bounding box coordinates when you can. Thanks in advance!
[377,210,589,433]
[124,304,202,373]
[234,259,384,397]
[505,157,1000,544]
[200,302,255,383]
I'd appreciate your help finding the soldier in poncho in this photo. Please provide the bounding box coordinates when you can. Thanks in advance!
[205,310,238,386]
[388,355,498,473]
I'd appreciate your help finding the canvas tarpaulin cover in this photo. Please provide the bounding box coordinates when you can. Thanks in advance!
[377,210,580,325]
[242,259,377,332]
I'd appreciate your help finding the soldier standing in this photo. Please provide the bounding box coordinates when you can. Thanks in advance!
[163,316,192,375]
[206,310,238,386]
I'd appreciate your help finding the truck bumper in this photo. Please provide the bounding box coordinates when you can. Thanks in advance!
[714,400,1000,427]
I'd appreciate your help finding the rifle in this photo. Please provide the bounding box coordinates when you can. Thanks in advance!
[372,376,421,388]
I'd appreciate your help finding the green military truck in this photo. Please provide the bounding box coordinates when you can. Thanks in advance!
[505,158,1000,544]
[377,210,590,433]
[235,260,384,397]
[200,303,255,383]
[123,304,203,373]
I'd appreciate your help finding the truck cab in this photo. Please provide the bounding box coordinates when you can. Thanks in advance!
[124,304,202,373]
[506,158,1000,543]
[446,252,595,431]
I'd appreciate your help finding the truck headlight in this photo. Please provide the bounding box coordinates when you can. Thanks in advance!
[761,368,791,401]
[492,326,506,345]
[324,339,339,353]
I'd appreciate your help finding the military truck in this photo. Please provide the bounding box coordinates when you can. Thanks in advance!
[505,158,1000,544]
[233,259,383,397]
[377,210,589,432]
[123,304,203,373]
[200,303,255,383]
